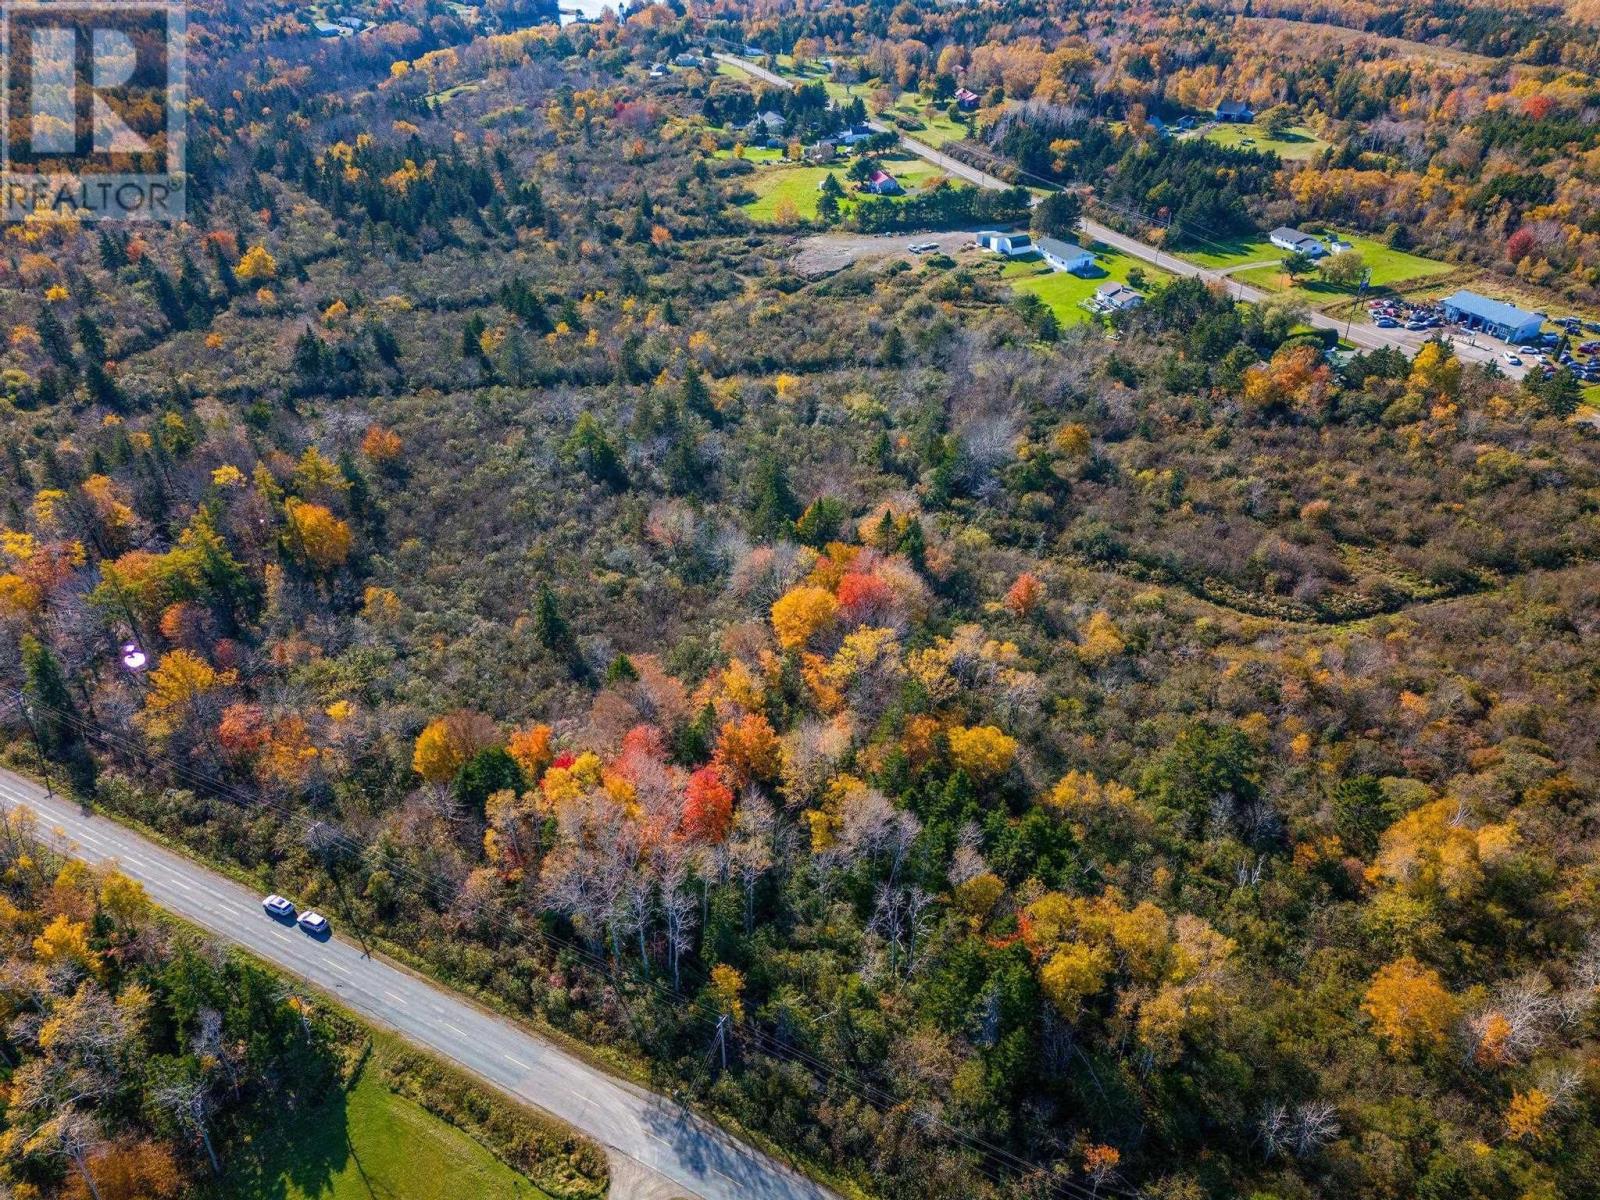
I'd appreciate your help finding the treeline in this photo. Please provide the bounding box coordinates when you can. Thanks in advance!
[853,183,1031,232]
[993,110,1277,240]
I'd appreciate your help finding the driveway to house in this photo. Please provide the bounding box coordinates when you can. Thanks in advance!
[0,765,838,1200]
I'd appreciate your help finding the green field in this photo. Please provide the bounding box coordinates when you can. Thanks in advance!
[1232,233,1452,301]
[212,1066,552,1200]
[736,154,956,222]
[1198,120,1329,161]
[713,144,787,163]
[1005,245,1174,326]
[1175,235,1281,271]
[1176,230,1449,300]
[882,96,973,146]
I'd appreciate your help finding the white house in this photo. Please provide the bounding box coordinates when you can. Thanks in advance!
[835,123,875,146]
[976,230,1033,256]
[1269,226,1328,258]
[1037,236,1096,275]
[1091,283,1144,313]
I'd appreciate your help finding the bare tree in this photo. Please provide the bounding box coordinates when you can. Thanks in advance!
[153,1069,221,1174]
[25,1107,105,1200]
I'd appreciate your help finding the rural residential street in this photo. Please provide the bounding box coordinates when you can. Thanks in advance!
[0,766,837,1200]
[711,53,1525,379]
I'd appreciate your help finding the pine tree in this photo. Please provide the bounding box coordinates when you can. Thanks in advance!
[21,635,79,758]
[748,453,799,539]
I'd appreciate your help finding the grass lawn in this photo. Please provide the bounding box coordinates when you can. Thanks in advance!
[1232,233,1452,303]
[1199,120,1329,161]
[1175,235,1281,271]
[736,153,957,222]
[1176,230,1449,303]
[1005,244,1174,326]
[210,1065,553,1200]
[884,96,973,146]
[713,145,787,163]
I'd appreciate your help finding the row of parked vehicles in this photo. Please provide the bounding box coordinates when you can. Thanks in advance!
[1368,298,1444,331]
[1370,298,1600,377]
[262,892,330,935]
[1503,344,1600,380]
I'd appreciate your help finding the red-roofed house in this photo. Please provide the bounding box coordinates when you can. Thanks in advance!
[863,169,904,196]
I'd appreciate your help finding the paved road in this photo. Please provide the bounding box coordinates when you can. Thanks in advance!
[712,52,791,90]
[0,766,836,1200]
[870,129,1526,378]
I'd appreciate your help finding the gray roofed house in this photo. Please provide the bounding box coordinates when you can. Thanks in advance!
[1216,98,1255,122]
[1037,237,1096,274]
[1269,226,1328,257]
[1092,282,1144,312]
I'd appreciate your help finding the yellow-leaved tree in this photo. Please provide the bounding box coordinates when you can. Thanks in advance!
[1363,956,1456,1055]
[947,724,1018,779]
[139,649,234,739]
[771,585,838,650]
[234,243,278,282]
[413,711,499,784]
[283,498,353,572]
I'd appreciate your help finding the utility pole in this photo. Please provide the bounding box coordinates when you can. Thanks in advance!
[19,697,55,798]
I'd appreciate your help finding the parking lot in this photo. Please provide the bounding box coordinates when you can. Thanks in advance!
[1364,297,1600,382]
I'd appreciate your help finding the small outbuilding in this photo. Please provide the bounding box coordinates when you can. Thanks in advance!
[863,169,903,196]
[976,230,1033,256]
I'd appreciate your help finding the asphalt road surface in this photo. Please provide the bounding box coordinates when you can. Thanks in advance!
[0,766,837,1200]
[712,52,792,89]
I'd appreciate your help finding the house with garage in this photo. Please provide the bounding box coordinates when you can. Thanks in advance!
[1440,290,1544,344]
[954,87,981,111]
[1037,237,1097,275]
[1269,226,1328,258]
[863,169,903,196]
[1216,98,1255,122]
[1091,282,1144,313]
[835,123,875,146]
[976,230,1033,256]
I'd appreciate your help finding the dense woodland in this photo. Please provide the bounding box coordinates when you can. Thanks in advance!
[4,2,1600,1199]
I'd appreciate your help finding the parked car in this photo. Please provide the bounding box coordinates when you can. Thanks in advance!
[1405,320,1427,331]
[908,241,939,253]
[1579,342,1600,354]
[262,894,295,919]
[1503,351,1522,365]
[1519,346,1541,356]
[1375,317,1398,328]
[297,910,330,935]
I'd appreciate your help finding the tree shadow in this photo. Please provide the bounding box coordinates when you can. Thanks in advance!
[206,1071,353,1200]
